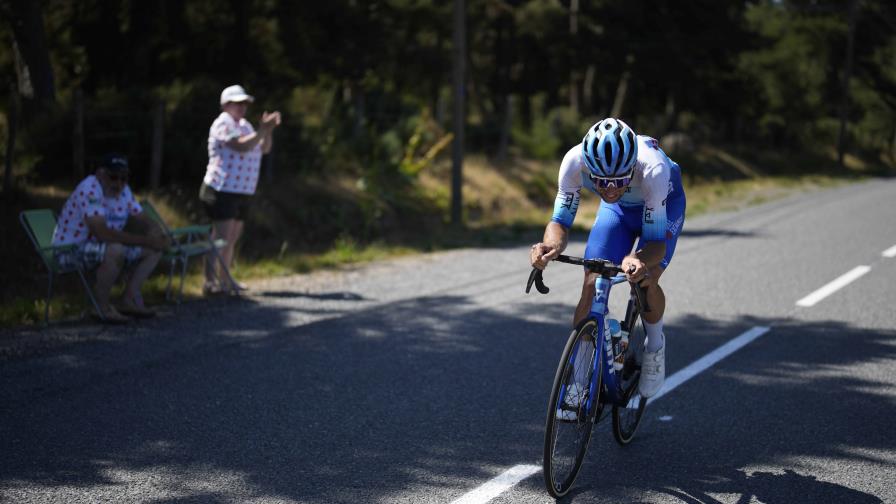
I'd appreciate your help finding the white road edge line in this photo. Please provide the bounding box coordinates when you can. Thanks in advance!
[452,325,772,504]
[652,325,771,401]
[795,265,871,307]
[883,244,896,258]
[449,464,541,504]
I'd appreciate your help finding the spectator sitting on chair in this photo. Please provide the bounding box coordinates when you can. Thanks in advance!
[199,84,281,295]
[52,153,170,322]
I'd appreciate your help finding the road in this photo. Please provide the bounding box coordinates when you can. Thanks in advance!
[2,179,895,503]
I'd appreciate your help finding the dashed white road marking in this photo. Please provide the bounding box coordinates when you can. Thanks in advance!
[452,325,772,503]
[796,265,871,307]
[883,244,896,258]
[652,326,771,401]
[449,465,540,504]
[454,251,882,502]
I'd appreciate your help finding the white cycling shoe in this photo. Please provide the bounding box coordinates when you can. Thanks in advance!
[556,383,586,421]
[639,343,666,398]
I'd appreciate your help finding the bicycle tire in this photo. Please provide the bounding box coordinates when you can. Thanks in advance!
[612,311,648,445]
[543,318,602,498]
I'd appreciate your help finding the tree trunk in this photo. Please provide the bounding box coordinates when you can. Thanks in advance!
[496,95,512,163]
[451,0,465,225]
[7,0,56,107]
[609,54,634,119]
[582,64,595,114]
[72,89,84,180]
[609,70,630,119]
[568,0,579,115]
[3,90,17,193]
[150,99,165,189]
[837,0,859,167]
[661,91,676,137]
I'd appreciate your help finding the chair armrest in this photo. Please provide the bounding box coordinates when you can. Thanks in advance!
[38,243,78,254]
[169,224,212,237]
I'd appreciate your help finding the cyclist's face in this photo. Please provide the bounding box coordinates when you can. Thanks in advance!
[597,185,626,203]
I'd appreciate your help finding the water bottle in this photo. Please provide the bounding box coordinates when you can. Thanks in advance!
[607,318,628,371]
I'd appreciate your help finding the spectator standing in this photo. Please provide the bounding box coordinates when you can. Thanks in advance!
[199,84,281,294]
[52,154,170,322]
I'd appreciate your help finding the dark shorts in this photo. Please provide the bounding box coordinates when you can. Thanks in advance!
[199,183,251,221]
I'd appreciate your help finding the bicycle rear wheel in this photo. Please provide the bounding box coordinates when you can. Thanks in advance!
[612,312,648,445]
[543,318,602,498]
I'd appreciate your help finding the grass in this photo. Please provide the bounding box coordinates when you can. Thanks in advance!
[1,144,888,328]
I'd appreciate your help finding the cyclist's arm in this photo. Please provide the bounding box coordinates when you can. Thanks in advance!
[623,160,669,276]
[531,221,568,269]
[627,241,666,267]
[532,147,582,269]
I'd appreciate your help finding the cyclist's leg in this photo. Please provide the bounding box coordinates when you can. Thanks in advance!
[635,193,685,318]
[573,202,637,326]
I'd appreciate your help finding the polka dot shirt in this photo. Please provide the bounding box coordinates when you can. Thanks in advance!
[203,112,263,195]
[51,175,143,246]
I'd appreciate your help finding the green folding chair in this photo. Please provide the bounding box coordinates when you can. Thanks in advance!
[19,209,104,324]
[140,200,238,302]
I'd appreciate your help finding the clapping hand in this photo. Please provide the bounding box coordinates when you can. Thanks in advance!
[261,111,282,129]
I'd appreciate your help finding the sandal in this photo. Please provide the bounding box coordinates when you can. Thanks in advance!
[95,305,131,324]
[118,303,156,319]
[202,282,225,296]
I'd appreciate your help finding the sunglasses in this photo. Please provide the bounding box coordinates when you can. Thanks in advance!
[106,172,128,183]
[589,173,632,189]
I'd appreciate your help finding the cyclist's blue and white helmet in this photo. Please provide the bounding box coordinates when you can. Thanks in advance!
[582,118,638,178]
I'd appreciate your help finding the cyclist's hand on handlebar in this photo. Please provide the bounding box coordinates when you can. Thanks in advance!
[530,243,560,270]
[622,255,648,284]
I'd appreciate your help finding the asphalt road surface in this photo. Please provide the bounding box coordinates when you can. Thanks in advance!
[2,178,895,503]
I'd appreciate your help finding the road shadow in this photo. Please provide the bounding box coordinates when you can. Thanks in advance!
[1,294,894,503]
[256,290,366,301]
[679,228,756,238]
[535,313,896,503]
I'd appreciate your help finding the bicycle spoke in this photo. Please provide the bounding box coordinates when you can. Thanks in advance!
[544,319,602,497]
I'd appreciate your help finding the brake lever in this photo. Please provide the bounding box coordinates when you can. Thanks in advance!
[525,268,550,294]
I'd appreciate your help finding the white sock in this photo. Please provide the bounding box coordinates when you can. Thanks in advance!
[644,319,664,353]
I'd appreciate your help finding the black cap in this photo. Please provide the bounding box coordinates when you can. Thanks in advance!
[101,153,129,172]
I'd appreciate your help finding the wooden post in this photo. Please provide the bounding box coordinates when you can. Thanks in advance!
[3,89,17,193]
[451,0,465,226]
[72,88,84,179]
[150,99,164,189]
[569,0,579,115]
[837,0,859,167]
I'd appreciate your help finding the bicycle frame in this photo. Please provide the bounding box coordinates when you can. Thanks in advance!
[588,274,631,408]
[554,274,632,421]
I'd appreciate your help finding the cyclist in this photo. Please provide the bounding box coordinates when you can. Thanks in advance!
[529,118,686,398]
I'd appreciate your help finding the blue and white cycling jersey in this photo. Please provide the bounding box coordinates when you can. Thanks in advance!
[551,135,683,243]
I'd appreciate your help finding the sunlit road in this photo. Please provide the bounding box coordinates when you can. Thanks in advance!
[2,179,895,503]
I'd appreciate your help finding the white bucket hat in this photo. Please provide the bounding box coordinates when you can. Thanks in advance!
[220,85,255,105]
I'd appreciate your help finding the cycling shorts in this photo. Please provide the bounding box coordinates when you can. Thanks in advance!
[584,193,686,269]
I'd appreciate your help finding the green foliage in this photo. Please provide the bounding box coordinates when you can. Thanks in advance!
[512,114,561,161]
[2,0,895,274]
[399,109,453,178]
[512,101,589,161]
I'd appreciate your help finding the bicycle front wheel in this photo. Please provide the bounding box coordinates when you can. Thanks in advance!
[543,318,602,498]
[612,312,648,445]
